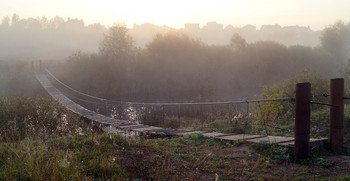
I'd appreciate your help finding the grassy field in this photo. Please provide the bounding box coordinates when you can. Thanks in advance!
[1,97,350,180]
[1,133,350,180]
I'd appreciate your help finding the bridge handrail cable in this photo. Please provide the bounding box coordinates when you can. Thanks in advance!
[46,69,107,102]
[45,69,295,106]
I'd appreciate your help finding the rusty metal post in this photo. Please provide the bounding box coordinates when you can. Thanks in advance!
[295,82,311,159]
[330,78,344,152]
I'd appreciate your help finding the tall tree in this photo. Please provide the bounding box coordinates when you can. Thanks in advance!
[99,24,134,61]
[229,33,246,51]
[320,21,350,64]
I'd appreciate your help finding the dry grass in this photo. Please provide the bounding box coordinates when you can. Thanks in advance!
[0,96,93,142]
[1,97,350,180]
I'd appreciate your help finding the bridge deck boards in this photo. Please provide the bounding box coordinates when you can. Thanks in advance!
[36,73,327,147]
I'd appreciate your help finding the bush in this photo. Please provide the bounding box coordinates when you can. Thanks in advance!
[250,84,283,124]
[253,68,329,126]
[0,97,92,142]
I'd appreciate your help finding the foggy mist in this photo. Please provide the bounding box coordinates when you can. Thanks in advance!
[1,0,350,178]
[1,14,350,102]
[0,15,105,60]
[0,14,321,61]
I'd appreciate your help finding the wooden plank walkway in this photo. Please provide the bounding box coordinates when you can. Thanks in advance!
[36,73,327,147]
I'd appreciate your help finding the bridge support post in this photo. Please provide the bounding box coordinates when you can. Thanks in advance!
[295,82,311,159]
[330,78,344,152]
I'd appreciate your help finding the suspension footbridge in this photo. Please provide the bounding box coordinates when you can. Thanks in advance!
[35,71,327,149]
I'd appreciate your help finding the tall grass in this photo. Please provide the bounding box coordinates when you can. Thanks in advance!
[0,97,348,180]
[0,97,92,142]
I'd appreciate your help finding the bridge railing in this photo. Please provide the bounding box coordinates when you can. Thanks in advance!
[44,69,346,159]
[45,69,296,130]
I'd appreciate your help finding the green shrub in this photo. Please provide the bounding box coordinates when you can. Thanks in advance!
[250,84,284,124]
[311,109,329,122]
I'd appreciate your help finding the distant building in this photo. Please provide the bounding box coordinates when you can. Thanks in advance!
[242,24,256,31]
[184,23,200,32]
[260,24,282,31]
[224,25,235,32]
[203,22,223,31]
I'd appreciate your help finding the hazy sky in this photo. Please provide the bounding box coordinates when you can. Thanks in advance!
[1,0,349,30]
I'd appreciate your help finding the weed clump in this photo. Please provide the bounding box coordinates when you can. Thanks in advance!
[299,157,333,168]
[251,141,292,164]
[0,97,92,142]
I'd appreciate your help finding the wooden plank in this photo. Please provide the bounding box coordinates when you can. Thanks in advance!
[249,136,294,144]
[202,132,233,138]
[175,131,203,136]
[144,128,178,135]
[278,140,295,147]
[119,124,145,129]
[310,138,328,142]
[118,123,137,127]
[132,127,164,132]
[174,129,197,133]
[219,134,265,141]
[278,138,327,148]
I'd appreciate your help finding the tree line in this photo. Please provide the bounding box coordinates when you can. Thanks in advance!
[0,14,328,61]
[0,14,105,60]
[49,21,350,102]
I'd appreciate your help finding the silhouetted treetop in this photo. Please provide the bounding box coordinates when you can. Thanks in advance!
[99,25,134,61]
[147,33,204,57]
[321,21,350,64]
[229,33,247,51]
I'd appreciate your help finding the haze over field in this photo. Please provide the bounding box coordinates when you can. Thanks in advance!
[0,15,323,60]
[2,2,350,180]
[0,0,350,101]
[0,0,350,60]
[1,0,349,30]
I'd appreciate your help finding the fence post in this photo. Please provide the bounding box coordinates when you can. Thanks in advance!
[330,78,344,152]
[295,82,311,159]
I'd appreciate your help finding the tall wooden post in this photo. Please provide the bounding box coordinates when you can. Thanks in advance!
[330,78,344,152]
[295,82,311,159]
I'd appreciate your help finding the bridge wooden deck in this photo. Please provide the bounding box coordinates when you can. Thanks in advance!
[36,73,327,148]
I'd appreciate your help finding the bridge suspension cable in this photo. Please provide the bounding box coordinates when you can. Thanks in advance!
[45,69,107,102]
[45,69,296,106]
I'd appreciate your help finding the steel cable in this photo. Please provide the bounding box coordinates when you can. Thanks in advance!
[46,69,296,106]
